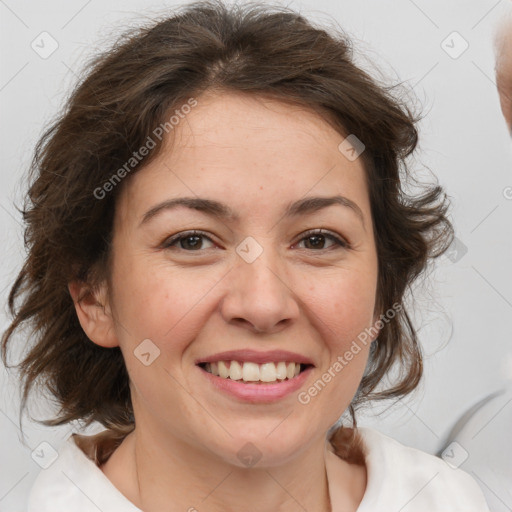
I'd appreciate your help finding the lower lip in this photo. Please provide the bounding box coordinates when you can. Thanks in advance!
[197,365,313,403]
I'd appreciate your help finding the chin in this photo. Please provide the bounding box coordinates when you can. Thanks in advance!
[205,429,318,469]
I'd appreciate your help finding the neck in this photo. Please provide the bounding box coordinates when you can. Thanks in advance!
[99,422,366,512]
[130,428,332,512]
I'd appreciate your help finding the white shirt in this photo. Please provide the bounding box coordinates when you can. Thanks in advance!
[27,427,490,511]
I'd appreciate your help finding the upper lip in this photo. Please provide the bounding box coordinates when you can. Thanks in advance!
[195,349,315,366]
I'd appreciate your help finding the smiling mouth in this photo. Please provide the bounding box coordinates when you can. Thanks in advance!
[197,360,313,384]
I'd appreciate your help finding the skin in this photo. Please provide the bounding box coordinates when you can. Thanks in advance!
[69,90,381,512]
[495,13,512,132]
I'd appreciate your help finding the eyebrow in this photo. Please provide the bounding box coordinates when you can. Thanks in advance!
[139,195,365,228]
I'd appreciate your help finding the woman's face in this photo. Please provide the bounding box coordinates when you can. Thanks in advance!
[100,91,379,466]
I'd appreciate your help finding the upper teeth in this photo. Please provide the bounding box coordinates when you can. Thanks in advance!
[204,361,302,382]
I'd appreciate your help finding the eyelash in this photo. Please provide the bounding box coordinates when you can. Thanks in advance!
[160,229,349,252]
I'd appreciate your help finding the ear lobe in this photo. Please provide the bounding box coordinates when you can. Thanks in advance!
[68,280,118,348]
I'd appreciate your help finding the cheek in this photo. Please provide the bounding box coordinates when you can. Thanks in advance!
[306,271,377,347]
[111,254,223,347]
[301,278,374,411]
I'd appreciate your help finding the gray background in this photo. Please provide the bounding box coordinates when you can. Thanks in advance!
[1,0,511,510]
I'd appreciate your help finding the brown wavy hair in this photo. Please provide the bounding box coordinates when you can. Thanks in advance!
[1,0,453,465]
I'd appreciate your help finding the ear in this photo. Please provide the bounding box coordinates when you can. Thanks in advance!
[370,309,384,343]
[370,301,401,343]
[68,280,118,348]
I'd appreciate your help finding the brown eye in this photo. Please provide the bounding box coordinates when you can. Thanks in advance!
[295,229,348,250]
[162,230,216,251]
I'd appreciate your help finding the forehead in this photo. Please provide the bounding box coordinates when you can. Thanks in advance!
[117,90,370,224]
[173,90,345,153]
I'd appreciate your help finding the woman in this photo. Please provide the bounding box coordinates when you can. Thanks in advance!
[1,1,490,510]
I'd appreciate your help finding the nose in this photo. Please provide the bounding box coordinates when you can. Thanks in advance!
[219,249,300,335]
